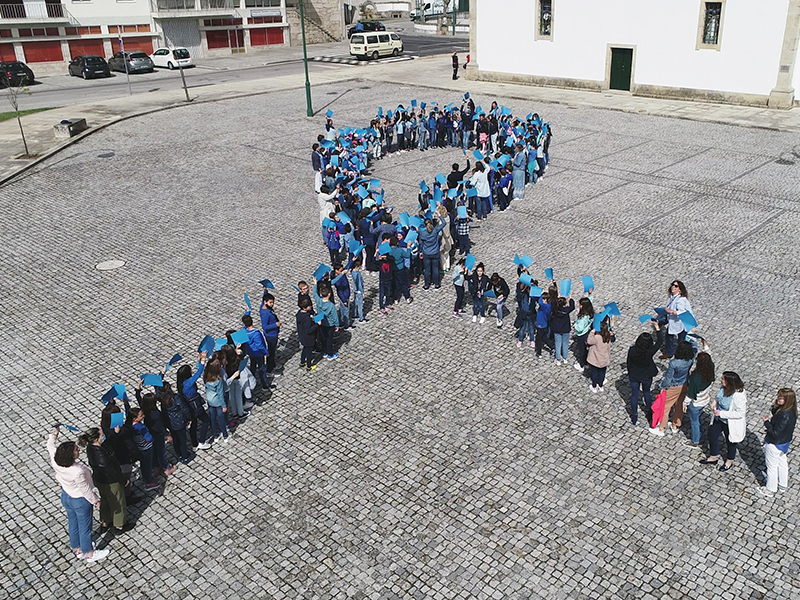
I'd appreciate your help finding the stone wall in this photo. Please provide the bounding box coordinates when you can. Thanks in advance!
[285,0,345,45]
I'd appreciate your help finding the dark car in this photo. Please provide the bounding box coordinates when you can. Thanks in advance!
[68,55,111,79]
[0,61,35,87]
[347,21,386,38]
[108,51,154,74]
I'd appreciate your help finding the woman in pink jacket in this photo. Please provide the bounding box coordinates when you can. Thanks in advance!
[47,426,109,562]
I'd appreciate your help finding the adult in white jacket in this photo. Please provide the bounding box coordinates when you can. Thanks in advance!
[317,185,339,226]
[700,371,747,472]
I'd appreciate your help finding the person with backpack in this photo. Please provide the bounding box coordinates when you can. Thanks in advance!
[158,381,194,464]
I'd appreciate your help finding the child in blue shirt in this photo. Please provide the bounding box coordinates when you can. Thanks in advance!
[351,258,366,322]
[535,292,552,357]
[332,263,351,330]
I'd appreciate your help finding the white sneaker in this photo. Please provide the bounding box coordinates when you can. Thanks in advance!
[85,548,110,563]
[197,441,212,450]
[756,486,775,499]
[649,427,664,437]
[666,423,675,434]
[480,317,485,324]
[597,386,604,392]
[472,316,477,323]
[223,435,232,445]
[573,362,583,372]
[589,385,598,393]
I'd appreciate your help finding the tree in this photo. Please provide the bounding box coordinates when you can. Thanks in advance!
[358,2,376,20]
[2,73,32,158]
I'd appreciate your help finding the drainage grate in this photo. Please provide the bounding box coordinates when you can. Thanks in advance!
[95,259,125,271]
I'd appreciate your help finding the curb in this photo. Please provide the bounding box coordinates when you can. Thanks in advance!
[0,74,363,188]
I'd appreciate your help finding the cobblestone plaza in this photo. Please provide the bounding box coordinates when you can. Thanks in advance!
[2,81,800,599]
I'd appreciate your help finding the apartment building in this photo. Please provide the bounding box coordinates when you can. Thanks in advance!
[0,0,344,75]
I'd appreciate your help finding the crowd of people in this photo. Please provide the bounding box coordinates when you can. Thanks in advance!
[46,93,795,565]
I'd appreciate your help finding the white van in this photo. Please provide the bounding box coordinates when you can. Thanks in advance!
[349,32,403,60]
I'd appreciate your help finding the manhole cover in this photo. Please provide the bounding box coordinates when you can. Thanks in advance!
[95,259,125,271]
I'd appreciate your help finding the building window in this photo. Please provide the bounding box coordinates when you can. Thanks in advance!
[245,0,280,6]
[697,1,724,50]
[535,0,552,41]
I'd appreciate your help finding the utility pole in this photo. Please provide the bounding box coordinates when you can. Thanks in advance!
[116,26,132,96]
[452,0,456,35]
[299,0,313,117]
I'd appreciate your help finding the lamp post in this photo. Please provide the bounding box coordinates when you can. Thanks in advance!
[299,0,313,117]
[452,0,456,36]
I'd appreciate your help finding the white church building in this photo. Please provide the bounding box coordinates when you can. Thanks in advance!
[466,0,800,108]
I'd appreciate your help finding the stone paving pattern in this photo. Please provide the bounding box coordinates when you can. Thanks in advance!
[1,81,800,599]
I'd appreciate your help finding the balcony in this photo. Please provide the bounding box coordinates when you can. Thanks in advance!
[0,2,71,24]
[151,0,239,18]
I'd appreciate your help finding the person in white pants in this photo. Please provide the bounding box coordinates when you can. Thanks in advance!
[759,388,796,498]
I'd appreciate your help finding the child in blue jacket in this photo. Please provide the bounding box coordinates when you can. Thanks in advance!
[535,292,552,357]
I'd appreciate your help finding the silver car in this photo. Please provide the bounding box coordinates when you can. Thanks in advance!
[108,51,154,74]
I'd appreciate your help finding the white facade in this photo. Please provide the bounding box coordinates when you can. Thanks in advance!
[469,0,800,107]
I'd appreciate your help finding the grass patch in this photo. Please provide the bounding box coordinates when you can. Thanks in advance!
[0,107,54,123]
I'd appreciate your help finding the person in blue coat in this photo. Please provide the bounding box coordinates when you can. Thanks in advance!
[259,293,281,376]
[418,216,446,289]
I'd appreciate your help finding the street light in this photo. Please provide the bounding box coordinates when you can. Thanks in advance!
[298,0,313,117]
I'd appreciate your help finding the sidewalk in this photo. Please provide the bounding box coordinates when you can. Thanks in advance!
[3,54,800,185]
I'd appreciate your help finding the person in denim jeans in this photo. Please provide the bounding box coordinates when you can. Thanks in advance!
[651,341,694,436]
[47,428,108,562]
[468,262,490,322]
[550,296,575,364]
[682,352,715,446]
[626,324,663,425]
[660,280,692,359]
[515,280,535,348]
[202,360,230,444]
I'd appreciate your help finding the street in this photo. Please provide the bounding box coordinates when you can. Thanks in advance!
[16,33,469,111]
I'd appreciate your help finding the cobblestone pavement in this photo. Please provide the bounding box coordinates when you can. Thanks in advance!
[2,81,800,600]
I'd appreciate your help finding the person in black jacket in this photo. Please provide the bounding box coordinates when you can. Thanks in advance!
[489,273,510,328]
[78,428,133,534]
[626,322,663,426]
[469,262,491,324]
[550,295,575,364]
[759,387,797,497]
[296,297,319,371]
[447,160,471,190]
[159,382,194,464]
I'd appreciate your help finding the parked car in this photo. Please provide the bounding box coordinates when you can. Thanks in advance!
[349,32,403,60]
[108,51,154,74]
[68,55,111,79]
[347,21,386,38]
[0,61,35,87]
[150,47,193,70]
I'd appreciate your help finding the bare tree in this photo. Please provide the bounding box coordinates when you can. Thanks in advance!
[3,73,32,157]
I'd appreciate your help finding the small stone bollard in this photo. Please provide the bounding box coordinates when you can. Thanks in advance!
[54,118,88,139]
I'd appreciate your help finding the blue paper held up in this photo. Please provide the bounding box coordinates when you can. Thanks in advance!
[484,289,496,298]
[313,313,324,324]
[593,309,611,331]
[198,335,215,355]
[433,187,443,203]
[457,206,468,219]
[326,109,333,118]
[230,328,249,346]
[331,155,340,167]
[513,254,522,266]
[259,279,275,290]
[411,99,417,107]
[559,280,572,297]
[465,254,477,271]
[466,187,478,198]
[520,255,534,268]
[356,187,369,200]
[678,311,698,330]
[322,217,336,229]
[378,106,383,117]
[214,337,227,351]
[238,356,249,373]
[653,306,667,317]
[244,292,252,311]
[350,243,365,256]
[638,315,653,324]
[337,211,351,224]
[378,241,391,255]
[109,412,124,429]
[604,302,621,317]
[473,149,484,161]
[529,286,543,298]
[544,268,554,281]
[419,180,429,193]
[101,387,116,405]
[405,230,418,245]
[112,383,127,401]
[447,188,458,198]
[313,263,333,280]
[435,173,446,186]
[409,216,423,229]
[398,212,410,228]
[369,179,381,189]
[520,273,533,287]
[581,275,595,293]
[141,373,163,387]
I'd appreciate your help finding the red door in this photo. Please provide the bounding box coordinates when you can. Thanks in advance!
[69,39,105,59]
[267,28,283,45]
